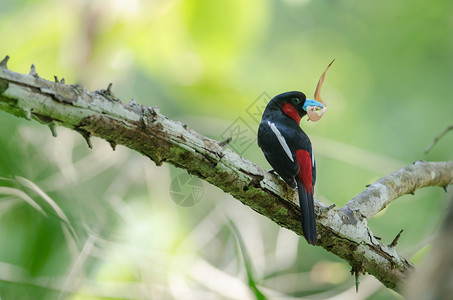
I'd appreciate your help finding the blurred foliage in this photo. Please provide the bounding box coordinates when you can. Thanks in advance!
[0,0,452,299]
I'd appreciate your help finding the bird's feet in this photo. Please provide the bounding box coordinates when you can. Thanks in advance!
[267,169,279,177]
[267,169,297,189]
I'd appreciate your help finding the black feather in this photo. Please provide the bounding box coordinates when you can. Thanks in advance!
[297,181,317,245]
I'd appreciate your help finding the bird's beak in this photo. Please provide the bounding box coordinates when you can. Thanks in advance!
[304,99,327,122]
[306,59,334,122]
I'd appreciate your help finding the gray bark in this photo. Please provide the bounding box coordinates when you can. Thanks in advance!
[1,56,452,293]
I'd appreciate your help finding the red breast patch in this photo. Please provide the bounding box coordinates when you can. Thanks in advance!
[296,149,313,193]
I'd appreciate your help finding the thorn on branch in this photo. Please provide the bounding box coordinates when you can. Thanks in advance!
[152,106,160,114]
[48,123,58,137]
[84,135,93,149]
[29,64,38,77]
[350,268,362,293]
[96,83,120,102]
[108,140,117,151]
[129,98,137,106]
[107,83,113,94]
[320,203,336,216]
[365,184,371,187]
[60,78,65,84]
[388,229,404,248]
[78,130,93,149]
[443,185,448,193]
[355,270,360,293]
[219,137,232,147]
[0,55,10,69]
[54,75,59,83]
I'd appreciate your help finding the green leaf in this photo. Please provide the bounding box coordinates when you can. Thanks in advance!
[227,217,267,300]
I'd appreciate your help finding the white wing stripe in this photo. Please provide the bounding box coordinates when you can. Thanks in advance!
[312,151,315,167]
[267,121,294,162]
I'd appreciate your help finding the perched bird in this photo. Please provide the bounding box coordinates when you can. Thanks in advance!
[257,62,332,245]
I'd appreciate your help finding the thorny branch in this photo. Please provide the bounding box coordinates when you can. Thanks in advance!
[0,56,452,293]
[341,160,451,220]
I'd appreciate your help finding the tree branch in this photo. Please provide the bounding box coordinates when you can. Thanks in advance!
[1,58,452,293]
[404,195,453,299]
[341,160,452,220]
[424,122,453,154]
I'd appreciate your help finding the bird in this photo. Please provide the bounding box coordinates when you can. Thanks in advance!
[257,62,333,245]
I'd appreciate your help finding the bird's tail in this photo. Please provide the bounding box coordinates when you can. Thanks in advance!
[297,181,317,245]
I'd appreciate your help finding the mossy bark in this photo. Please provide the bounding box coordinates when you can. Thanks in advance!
[1,61,452,293]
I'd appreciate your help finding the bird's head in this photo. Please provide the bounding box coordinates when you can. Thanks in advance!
[269,60,334,124]
[268,91,325,124]
[266,60,333,124]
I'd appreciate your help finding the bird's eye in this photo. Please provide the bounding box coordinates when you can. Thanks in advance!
[292,98,301,104]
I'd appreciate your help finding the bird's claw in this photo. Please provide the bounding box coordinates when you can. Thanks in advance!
[267,169,278,176]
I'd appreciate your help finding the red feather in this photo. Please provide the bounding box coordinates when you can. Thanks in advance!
[282,103,301,124]
[296,150,313,193]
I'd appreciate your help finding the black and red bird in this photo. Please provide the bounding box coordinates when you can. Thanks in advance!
[257,62,332,245]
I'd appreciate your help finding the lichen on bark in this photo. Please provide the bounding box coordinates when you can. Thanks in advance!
[1,60,452,293]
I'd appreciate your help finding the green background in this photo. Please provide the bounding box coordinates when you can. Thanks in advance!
[0,0,452,299]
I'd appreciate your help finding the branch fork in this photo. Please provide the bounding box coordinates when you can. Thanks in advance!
[0,56,452,293]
